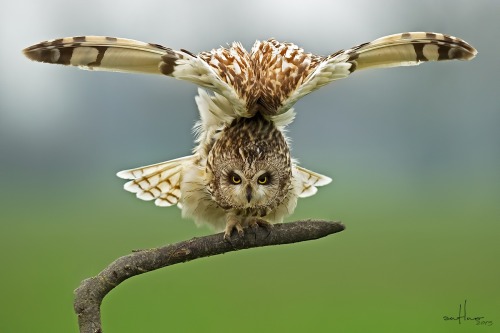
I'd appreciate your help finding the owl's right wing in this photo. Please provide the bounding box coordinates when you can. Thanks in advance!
[276,32,477,115]
[23,36,250,117]
[116,155,196,208]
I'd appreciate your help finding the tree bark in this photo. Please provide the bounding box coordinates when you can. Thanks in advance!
[73,220,345,333]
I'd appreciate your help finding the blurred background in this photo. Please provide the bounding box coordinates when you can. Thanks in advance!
[1,0,499,332]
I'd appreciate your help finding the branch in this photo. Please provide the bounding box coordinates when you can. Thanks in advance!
[73,220,345,333]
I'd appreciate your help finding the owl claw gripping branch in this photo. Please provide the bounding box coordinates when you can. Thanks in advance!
[23,32,477,237]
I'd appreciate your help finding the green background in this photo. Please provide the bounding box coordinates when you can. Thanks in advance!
[1,0,498,332]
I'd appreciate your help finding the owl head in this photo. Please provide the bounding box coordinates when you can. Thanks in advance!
[208,154,291,214]
[207,114,292,214]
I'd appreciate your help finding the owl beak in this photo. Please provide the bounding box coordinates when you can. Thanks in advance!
[246,185,252,203]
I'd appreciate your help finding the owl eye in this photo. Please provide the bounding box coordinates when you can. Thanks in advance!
[257,173,270,185]
[229,173,242,185]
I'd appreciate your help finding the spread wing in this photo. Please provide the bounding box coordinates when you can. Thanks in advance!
[116,155,196,208]
[271,32,477,115]
[294,166,332,198]
[23,32,477,119]
[23,36,249,116]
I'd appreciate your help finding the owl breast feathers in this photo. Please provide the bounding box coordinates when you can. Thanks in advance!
[24,32,477,238]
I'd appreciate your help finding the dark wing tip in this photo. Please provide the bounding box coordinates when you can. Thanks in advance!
[445,36,477,61]
[22,44,46,62]
[22,40,75,65]
[427,33,478,61]
[460,43,478,60]
[438,40,477,62]
[22,41,54,63]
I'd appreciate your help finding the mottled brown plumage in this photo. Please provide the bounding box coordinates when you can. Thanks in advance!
[207,114,291,217]
[198,39,323,116]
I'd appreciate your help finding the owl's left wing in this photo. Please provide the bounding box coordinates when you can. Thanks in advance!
[294,166,332,198]
[23,36,249,116]
[275,32,477,115]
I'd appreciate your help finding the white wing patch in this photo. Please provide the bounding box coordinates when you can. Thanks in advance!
[117,155,195,207]
[294,166,332,198]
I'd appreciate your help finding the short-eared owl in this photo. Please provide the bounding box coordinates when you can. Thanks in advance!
[23,32,477,238]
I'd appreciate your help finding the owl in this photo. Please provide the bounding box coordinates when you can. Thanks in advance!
[23,32,476,238]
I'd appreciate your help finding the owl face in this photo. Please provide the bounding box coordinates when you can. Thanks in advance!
[206,114,292,215]
[209,158,289,213]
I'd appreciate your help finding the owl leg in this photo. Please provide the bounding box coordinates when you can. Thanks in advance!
[224,214,245,240]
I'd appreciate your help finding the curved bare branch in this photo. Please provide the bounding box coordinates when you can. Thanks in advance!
[74,220,345,333]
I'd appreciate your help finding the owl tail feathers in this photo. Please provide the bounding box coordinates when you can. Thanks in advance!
[116,155,197,207]
[294,166,332,198]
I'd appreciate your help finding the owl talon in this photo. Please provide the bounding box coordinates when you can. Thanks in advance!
[223,220,245,241]
[248,219,273,238]
[249,219,273,229]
